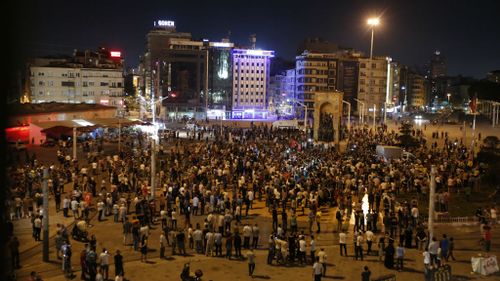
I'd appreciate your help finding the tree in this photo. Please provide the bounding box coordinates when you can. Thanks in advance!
[397,121,419,148]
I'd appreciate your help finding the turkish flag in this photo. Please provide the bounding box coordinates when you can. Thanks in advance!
[469,94,477,113]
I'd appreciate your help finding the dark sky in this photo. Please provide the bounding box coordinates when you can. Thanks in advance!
[11,0,500,78]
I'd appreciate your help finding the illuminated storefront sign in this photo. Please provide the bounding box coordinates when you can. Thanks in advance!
[155,20,175,27]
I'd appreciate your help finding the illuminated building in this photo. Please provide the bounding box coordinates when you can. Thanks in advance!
[429,50,447,79]
[487,70,500,83]
[295,50,360,113]
[231,49,274,119]
[28,47,124,107]
[143,20,235,119]
[206,41,234,119]
[357,56,391,116]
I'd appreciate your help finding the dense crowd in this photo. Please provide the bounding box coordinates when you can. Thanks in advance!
[5,121,497,281]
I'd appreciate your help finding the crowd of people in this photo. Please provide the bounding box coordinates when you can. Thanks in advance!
[4,119,497,280]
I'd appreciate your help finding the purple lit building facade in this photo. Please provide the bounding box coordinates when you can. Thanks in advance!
[231,49,274,119]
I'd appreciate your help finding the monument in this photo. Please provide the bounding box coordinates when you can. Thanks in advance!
[313,91,343,144]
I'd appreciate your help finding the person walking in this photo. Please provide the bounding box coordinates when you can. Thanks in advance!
[440,234,450,262]
[243,224,252,249]
[247,248,256,277]
[140,236,148,262]
[313,256,323,281]
[428,237,439,266]
[310,235,317,264]
[448,237,456,261]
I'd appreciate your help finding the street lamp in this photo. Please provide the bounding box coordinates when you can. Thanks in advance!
[367,18,380,60]
[447,93,451,107]
[137,95,168,200]
[342,100,351,131]
[367,17,380,123]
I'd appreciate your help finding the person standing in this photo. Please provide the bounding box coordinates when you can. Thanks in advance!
[365,230,374,256]
[299,235,307,265]
[361,266,371,281]
[428,237,439,266]
[247,248,256,277]
[33,215,42,241]
[214,230,223,257]
[160,231,168,259]
[448,237,456,261]
[234,231,242,258]
[339,231,347,256]
[355,232,364,261]
[313,256,323,281]
[384,241,395,269]
[140,236,148,262]
[252,224,260,249]
[483,226,492,252]
[10,236,20,269]
[317,248,327,277]
[243,224,252,249]
[336,209,342,232]
[114,250,124,278]
[396,243,405,271]
[225,232,233,259]
[310,235,316,264]
[99,248,110,280]
[440,234,450,262]
[193,224,203,254]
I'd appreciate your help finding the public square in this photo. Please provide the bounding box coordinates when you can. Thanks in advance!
[6,116,500,281]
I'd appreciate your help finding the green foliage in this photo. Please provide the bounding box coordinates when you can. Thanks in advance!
[397,121,419,148]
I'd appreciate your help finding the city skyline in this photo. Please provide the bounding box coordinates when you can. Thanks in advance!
[10,0,500,79]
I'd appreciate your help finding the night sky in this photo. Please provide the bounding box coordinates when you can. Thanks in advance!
[10,0,500,78]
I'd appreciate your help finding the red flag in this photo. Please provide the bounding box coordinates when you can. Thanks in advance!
[469,94,477,113]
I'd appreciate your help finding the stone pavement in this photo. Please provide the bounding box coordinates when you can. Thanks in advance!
[14,196,500,281]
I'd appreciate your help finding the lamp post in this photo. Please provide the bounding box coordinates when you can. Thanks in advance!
[342,100,351,131]
[447,93,451,107]
[373,104,377,131]
[367,17,380,125]
[354,98,365,125]
[367,18,380,60]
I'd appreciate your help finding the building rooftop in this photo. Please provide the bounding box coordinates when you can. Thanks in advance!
[8,102,116,116]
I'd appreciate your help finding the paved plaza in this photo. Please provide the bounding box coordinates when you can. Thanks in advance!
[8,119,500,281]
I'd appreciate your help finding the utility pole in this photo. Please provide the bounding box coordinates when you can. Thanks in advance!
[42,167,49,262]
[373,104,376,131]
[428,165,436,242]
[72,127,77,160]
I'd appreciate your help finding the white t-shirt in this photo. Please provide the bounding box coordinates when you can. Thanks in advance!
[365,230,374,241]
[313,262,323,275]
[339,232,347,244]
[423,251,431,264]
[99,252,110,265]
[299,239,306,252]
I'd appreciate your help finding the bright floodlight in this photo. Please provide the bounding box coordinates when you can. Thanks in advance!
[367,18,380,26]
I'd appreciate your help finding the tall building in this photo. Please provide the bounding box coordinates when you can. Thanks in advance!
[206,41,234,119]
[28,47,124,107]
[357,56,391,116]
[142,20,236,119]
[231,49,274,119]
[408,72,427,108]
[429,50,447,79]
[143,20,205,119]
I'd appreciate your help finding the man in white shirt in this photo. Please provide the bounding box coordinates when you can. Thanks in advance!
[355,232,364,260]
[365,230,374,255]
[313,256,323,281]
[339,231,347,256]
[71,198,79,219]
[299,235,307,265]
[63,197,71,217]
[192,196,199,216]
[242,224,252,249]
[310,235,316,264]
[317,248,327,277]
[428,237,439,266]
